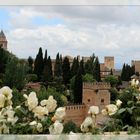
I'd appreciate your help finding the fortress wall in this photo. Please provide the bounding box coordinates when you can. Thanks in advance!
[64,105,87,126]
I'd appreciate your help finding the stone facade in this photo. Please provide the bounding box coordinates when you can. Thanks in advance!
[132,60,140,74]
[100,57,115,79]
[64,82,111,126]
[0,30,7,50]
[104,56,114,70]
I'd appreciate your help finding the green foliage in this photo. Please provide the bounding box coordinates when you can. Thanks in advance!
[0,48,10,73]
[54,53,63,77]
[26,74,38,82]
[84,54,100,82]
[104,75,118,87]
[121,63,135,81]
[109,88,118,102]
[35,87,66,107]
[93,57,101,82]
[12,88,25,108]
[82,73,95,82]
[42,56,53,82]
[79,59,85,75]
[52,76,65,93]
[62,57,71,87]
[27,56,33,74]
[4,57,27,90]
[63,121,78,133]
[70,57,79,78]
[34,47,44,81]
[73,69,83,103]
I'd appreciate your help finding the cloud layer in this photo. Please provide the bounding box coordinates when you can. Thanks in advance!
[1,6,140,68]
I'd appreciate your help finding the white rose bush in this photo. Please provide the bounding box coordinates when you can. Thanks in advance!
[0,86,66,134]
[101,79,140,134]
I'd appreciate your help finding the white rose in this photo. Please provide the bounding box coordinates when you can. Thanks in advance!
[29,121,37,126]
[54,107,66,121]
[2,123,9,134]
[136,94,140,101]
[0,86,12,100]
[27,92,38,111]
[101,109,108,116]
[40,96,57,113]
[116,99,122,107]
[80,116,94,133]
[49,120,63,134]
[33,106,48,119]
[88,106,99,117]
[0,94,5,108]
[136,80,139,86]
[131,79,139,87]
[106,104,118,116]
[37,123,43,132]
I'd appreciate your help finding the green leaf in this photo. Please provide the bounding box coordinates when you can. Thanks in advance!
[127,108,132,114]
[136,117,140,122]
[127,101,134,106]
[117,108,126,114]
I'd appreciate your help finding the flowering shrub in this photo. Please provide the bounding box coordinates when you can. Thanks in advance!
[0,86,66,134]
[80,106,100,134]
[101,79,140,134]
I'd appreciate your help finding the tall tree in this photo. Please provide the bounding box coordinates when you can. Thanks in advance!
[73,68,83,103]
[62,57,71,87]
[79,59,85,75]
[43,49,47,66]
[121,63,135,81]
[34,47,44,81]
[43,56,53,82]
[93,57,101,82]
[0,48,9,73]
[4,57,27,90]
[54,53,62,77]
[27,56,33,74]
[70,57,79,78]
[84,54,95,74]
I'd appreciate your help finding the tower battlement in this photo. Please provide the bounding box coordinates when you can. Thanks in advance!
[83,82,110,90]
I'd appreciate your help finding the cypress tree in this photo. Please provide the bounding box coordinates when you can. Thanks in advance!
[62,57,71,87]
[70,57,79,78]
[73,68,83,103]
[34,47,44,81]
[44,49,47,65]
[43,56,53,82]
[27,56,33,74]
[121,63,126,81]
[93,57,101,82]
[54,53,62,77]
[79,59,85,75]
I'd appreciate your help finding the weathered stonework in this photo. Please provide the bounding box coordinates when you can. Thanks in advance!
[64,82,111,126]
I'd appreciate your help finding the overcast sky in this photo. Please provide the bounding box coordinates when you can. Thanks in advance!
[0,6,140,69]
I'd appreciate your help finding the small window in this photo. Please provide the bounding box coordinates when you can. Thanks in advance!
[88,99,90,102]
[101,99,104,104]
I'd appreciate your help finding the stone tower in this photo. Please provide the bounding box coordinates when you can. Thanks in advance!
[0,30,7,50]
[104,56,114,70]
[82,82,110,110]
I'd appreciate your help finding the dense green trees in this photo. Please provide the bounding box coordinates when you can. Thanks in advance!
[34,47,44,80]
[43,56,53,83]
[4,57,27,90]
[73,69,83,103]
[27,56,33,74]
[54,53,62,78]
[70,57,79,78]
[121,63,135,81]
[84,54,100,82]
[62,57,71,87]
